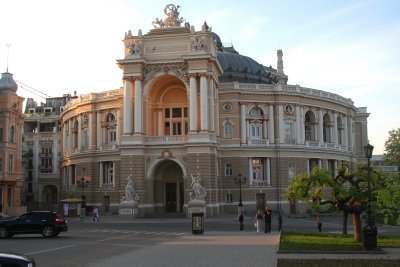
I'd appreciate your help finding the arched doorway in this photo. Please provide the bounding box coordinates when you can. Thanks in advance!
[153,160,184,213]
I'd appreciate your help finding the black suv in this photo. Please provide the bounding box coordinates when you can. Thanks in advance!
[0,211,68,238]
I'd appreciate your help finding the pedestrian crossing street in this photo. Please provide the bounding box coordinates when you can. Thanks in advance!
[84,228,186,236]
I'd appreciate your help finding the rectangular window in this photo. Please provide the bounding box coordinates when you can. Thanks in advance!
[226,193,233,203]
[109,131,116,143]
[103,162,114,184]
[172,108,182,118]
[164,108,170,118]
[252,158,263,180]
[0,158,2,172]
[224,123,232,139]
[0,128,3,141]
[225,163,233,176]
[284,122,293,141]
[8,155,13,173]
[250,125,261,139]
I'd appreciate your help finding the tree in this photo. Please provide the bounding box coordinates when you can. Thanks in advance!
[384,128,400,166]
[375,173,400,226]
[286,164,380,242]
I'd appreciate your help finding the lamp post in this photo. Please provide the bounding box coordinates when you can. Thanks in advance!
[363,143,377,250]
[78,168,89,210]
[234,174,247,230]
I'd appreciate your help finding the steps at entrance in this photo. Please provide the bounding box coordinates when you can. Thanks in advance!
[143,212,186,218]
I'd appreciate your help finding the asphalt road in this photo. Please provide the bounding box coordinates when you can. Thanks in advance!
[0,214,398,267]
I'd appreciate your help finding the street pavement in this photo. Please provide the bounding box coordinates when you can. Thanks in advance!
[77,214,400,267]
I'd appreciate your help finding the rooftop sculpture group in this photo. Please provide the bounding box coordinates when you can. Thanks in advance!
[153,4,184,28]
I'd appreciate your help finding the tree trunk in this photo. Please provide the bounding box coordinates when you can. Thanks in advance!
[352,212,362,242]
[342,211,348,234]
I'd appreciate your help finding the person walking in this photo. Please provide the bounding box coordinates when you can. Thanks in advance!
[317,215,322,232]
[239,213,244,231]
[264,207,272,233]
[254,210,263,233]
[93,207,99,222]
[277,212,282,232]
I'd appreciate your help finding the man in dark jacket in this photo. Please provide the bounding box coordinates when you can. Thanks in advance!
[264,207,272,233]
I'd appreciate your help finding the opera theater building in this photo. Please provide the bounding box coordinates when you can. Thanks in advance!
[60,4,369,217]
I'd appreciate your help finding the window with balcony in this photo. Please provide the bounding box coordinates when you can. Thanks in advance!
[250,125,262,140]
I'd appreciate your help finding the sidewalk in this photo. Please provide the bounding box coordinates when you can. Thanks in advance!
[82,231,280,267]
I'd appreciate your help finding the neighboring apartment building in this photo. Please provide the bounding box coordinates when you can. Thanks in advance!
[59,5,370,217]
[22,94,73,211]
[0,72,25,215]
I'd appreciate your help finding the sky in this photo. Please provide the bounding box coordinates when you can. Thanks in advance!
[0,0,399,155]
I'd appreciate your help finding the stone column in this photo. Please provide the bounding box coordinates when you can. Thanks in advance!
[116,109,120,144]
[333,112,338,146]
[77,115,82,150]
[112,162,116,188]
[200,74,208,131]
[268,105,274,143]
[123,79,132,134]
[88,113,93,149]
[209,79,215,132]
[318,109,323,145]
[158,110,164,135]
[240,103,246,144]
[343,116,348,149]
[99,162,103,188]
[97,111,102,149]
[189,74,198,132]
[300,107,305,144]
[266,158,271,185]
[63,122,67,155]
[296,106,301,144]
[278,105,284,143]
[69,120,73,151]
[134,78,142,134]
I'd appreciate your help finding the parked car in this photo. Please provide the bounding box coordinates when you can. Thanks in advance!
[0,252,35,267]
[0,211,68,238]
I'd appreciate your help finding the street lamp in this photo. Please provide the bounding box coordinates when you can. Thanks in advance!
[363,143,377,250]
[77,168,89,209]
[234,174,247,230]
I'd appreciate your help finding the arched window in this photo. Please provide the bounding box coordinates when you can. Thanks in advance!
[224,121,233,139]
[305,111,316,141]
[323,113,332,143]
[337,116,343,145]
[105,113,117,144]
[250,107,262,116]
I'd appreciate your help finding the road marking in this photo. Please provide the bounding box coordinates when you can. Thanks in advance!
[25,245,76,255]
[85,229,185,236]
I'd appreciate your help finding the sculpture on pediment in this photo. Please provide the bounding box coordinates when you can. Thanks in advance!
[153,4,184,28]
[190,174,207,201]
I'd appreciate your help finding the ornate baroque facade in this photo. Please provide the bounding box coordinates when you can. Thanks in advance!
[60,5,369,217]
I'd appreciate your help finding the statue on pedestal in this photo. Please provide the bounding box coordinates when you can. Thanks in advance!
[190,174,207,201]
[121,175,139,202]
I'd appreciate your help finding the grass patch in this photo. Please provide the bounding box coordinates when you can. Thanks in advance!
[280,231,400,251]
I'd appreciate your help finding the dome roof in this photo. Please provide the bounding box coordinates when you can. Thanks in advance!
[212,32,277,84]
[217,51,277,84]
[0,72,18,94]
